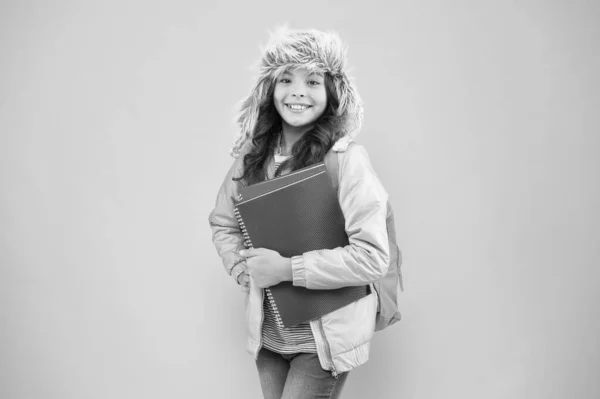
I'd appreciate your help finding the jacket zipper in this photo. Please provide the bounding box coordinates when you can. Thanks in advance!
[317,318,339,379]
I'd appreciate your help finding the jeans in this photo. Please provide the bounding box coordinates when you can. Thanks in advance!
[255,347,349,399]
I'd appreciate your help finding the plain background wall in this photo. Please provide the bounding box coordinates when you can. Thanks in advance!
[1,1,599,398]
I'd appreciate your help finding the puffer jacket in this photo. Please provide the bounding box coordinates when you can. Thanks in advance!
[208,138,390,377]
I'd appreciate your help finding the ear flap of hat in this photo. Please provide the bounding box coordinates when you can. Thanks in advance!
[229,75,272,158]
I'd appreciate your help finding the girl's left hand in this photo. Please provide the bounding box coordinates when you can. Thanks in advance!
[239,248,292,289]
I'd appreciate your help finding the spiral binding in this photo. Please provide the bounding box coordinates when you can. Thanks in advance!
[233,207,252,249]
[234,205,284,327]
[265,288,284,328]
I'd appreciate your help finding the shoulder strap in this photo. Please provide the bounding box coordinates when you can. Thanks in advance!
[324,142,354,191]
[324,150,339,191]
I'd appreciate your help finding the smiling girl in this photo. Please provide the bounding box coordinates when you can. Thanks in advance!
[209,28,390,399]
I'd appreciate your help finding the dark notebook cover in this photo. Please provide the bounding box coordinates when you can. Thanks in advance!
[237,163,327,203]
[234,163,369,327]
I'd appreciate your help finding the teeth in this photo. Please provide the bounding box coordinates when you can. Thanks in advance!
[287,104,309,110]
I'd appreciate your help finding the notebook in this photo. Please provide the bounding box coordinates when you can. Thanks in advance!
[234,162,370,327]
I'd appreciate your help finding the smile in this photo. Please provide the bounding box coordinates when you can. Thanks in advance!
[285,103,312,111]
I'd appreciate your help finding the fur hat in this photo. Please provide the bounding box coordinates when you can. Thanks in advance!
[229,27,364,158]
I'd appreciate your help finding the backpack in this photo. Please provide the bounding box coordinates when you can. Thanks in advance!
[324,144,404,332]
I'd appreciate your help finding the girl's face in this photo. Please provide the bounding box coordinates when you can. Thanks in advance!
[273,68,327,133]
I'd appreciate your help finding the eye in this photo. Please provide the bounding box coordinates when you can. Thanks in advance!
[308,80,322,86]
[278,78,291,84]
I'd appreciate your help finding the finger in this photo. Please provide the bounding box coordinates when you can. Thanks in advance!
[239,248,267,258]
[236,272,246,285]
[239,249,255,258]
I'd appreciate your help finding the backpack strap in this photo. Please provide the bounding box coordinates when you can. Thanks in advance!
[324,142,355,191]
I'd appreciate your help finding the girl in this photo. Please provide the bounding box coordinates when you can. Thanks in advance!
[209,27,390,399]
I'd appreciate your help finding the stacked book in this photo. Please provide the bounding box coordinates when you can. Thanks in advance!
[234,162,369,327]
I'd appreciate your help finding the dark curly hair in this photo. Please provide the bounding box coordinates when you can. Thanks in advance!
[234,73,347,186]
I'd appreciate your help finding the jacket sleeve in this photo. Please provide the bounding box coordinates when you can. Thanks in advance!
[291,144,390,289]
[208,155,248,285]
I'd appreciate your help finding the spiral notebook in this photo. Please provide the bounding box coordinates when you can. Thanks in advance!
[234,163,370,327]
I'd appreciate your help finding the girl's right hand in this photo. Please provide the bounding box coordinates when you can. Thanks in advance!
[237,271,250,292]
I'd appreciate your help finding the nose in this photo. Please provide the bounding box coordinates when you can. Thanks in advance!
[291,81,306,98]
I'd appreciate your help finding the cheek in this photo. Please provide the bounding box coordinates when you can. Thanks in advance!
[273,102,284,118]
[272,88,285,113]
[273,89,281,103]
[317,88,328,108]
[273,84,286,102]
[317,94,328,113]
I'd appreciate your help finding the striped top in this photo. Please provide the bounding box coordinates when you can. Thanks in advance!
[261,154,317,354]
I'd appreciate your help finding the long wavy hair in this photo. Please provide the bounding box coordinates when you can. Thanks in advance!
[234,72,346,186]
